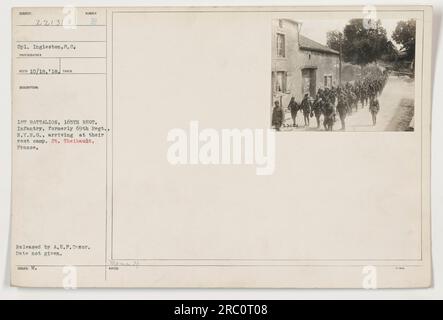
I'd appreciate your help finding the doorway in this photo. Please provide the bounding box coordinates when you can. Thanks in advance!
[302,68,317,97]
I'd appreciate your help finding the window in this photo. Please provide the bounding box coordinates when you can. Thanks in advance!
[276,33,285,58]
[324,75,332,88]
[275,71,287,93]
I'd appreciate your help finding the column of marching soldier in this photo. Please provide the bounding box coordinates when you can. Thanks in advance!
[272,71,389,131]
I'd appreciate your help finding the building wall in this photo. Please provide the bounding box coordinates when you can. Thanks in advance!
[298,50,340,96]
[271,19,300,109]
[271,19,340,110]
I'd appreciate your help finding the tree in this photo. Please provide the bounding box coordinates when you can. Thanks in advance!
[326,30,344,52]
[392,19,416,61]
[341,19,390,66]
[327,30,345,84]
[381,40,399,62]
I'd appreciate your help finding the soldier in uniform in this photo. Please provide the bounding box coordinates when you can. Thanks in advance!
[360,82,366,108]
[272,100,284,131]
[336,89,347,130]
[300,93,311,127]
[287,96,299,127]
[368,82,375,104]
[344,85,353,115]
[369,97,380,126]
[311,89,324,129]
[329,86,337,105]
[354,80,363,108]
[364,79,370,107]
[350,86,358,112]
[322,96,335,131]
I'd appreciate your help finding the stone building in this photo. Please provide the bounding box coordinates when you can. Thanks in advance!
[271,19,340,109]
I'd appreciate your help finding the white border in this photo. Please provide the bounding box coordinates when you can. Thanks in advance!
[1,0,442,299]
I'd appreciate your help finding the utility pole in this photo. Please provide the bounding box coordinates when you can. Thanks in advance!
[339,34,343,85]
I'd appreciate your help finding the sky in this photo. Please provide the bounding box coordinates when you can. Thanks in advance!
[299,19,402,49]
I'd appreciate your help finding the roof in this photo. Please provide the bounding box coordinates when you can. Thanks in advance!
[299,35,339,55]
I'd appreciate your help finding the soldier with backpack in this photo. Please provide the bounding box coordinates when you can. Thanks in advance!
[369,97,380,126]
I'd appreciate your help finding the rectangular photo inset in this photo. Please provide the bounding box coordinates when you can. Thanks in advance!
[271,18,416,132]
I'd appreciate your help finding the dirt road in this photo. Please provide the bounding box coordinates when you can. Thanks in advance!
[282,76,415,132]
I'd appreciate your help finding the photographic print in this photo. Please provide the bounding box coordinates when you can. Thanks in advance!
[271,18,416,132]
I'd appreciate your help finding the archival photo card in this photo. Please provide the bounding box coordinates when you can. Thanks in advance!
[10,6,432,288]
